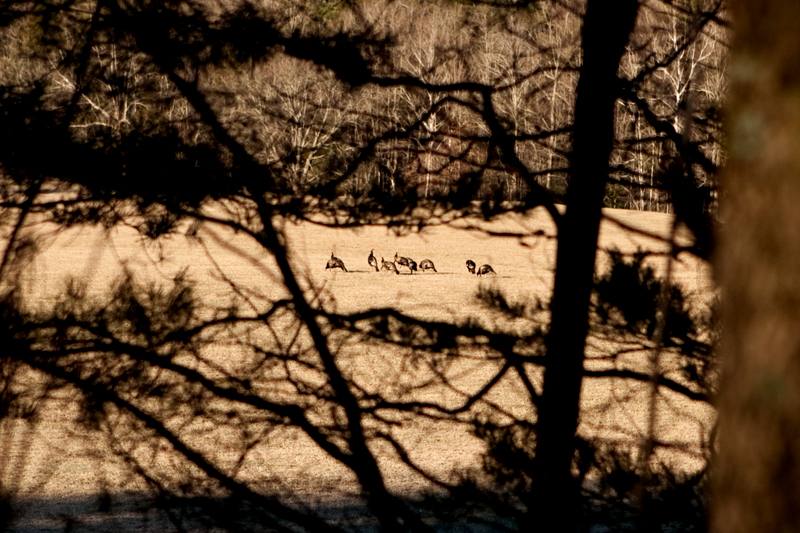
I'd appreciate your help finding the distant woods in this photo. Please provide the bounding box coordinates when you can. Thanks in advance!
[0,0,727,220]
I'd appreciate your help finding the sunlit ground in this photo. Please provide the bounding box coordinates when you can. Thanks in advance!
[2,206,715,530]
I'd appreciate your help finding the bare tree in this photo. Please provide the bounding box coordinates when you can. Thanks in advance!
[0,1,722,531]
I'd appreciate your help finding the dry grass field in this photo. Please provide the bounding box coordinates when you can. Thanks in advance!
[2,206,716,527]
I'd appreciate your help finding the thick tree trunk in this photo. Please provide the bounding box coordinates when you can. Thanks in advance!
[713,3,800,532]
[528,0,639,529]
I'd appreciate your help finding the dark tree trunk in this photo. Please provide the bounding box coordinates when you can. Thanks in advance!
[528,0,640,529]
[714,3,800,532]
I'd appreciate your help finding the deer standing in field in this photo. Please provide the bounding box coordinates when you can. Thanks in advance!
[477,264,496,276]
[381,257,399,275]
[419,259,437,272]
[368,249,379,272]
[325,253,347,272]
[466,260,476,274]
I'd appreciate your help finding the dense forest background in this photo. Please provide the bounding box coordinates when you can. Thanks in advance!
[0,0,735,532]
[0,0,726,215]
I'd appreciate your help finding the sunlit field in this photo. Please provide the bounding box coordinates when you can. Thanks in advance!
[3,206,715,522]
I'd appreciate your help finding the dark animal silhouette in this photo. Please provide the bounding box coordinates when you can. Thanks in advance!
[407,259,418,274]
[368,249,379,272]
[325,253,347,272]
[419,259,437,272]
[381,257,399,275]
[466,260,476,274]
[394,252,414,271]
[477,264,496,276]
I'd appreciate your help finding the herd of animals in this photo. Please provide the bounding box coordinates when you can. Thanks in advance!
[325,251,497,276]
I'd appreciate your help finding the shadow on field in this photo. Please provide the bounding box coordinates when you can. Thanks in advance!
[4,493,483,533]
[3,473,707,533]
[328,271,510,277]
[328,270,465,275]
[7,494,385,533]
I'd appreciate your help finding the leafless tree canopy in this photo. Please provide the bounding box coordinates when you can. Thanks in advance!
[0,0,726,531]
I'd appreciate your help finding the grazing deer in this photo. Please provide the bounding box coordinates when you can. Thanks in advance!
[381,257,399,275]
[368,249,379,272]
[477,264,496,276]
[419,259,437,272]
[466,259,476,274]
[325,253,347,272]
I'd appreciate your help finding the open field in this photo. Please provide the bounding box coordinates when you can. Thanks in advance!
[2,206,716,528]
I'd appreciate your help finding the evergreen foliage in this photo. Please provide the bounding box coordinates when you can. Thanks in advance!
[0,0,725,531]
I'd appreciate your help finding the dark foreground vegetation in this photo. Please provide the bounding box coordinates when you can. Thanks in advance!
[0,0,756,531]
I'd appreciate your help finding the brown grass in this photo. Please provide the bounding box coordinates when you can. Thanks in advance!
[3,206,715,501]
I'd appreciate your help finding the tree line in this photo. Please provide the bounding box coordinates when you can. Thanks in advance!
[0,0,727,216]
